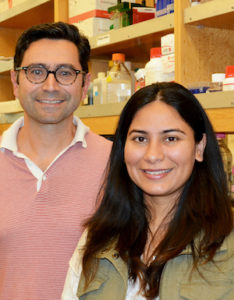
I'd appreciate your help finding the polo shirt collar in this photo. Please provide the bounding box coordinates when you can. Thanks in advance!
[0,115,89,153]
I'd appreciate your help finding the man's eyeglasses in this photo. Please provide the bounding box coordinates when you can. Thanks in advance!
[15,65,86,86]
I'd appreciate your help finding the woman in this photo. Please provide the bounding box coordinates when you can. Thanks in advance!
[62,82,234,300]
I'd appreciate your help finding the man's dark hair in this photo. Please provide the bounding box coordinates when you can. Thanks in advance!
[14,21,90,73]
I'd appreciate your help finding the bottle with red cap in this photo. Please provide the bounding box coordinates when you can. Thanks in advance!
[106,53,132,103]
[223,65,234,91]
[145,47,165,86]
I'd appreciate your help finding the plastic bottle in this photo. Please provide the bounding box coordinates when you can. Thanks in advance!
[93,72,107,105]
[223,65,234,91]
[145,47,164,86]
[106,53,132,103]
[216,133,233,196]
[134,68,145,91]
[206,73,225,93]
[190,0,200,6]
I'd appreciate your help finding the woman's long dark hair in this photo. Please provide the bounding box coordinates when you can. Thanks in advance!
[82,82,233,298]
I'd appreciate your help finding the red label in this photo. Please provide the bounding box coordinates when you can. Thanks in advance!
[69,10,110,23]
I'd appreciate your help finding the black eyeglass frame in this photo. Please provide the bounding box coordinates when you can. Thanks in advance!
[15,65,86,86]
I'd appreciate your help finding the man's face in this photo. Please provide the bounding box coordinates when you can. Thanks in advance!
[11,38,89,126]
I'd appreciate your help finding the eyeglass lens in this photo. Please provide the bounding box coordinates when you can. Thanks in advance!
[26,65,78,85]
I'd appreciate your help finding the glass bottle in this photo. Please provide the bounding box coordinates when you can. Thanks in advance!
[106,53,131,103]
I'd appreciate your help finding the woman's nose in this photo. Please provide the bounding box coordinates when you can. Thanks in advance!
[144,141,164,163]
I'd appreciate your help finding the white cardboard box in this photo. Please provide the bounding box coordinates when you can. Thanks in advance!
[161,33,174,56]
[69,0,117,18]
[74,17,112,38]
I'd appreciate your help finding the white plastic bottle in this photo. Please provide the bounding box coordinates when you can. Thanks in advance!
[93,72,107,105]
[134,68,145,91]
[106,53,131,103]
[223,66,234,91]
[145,47,164,86]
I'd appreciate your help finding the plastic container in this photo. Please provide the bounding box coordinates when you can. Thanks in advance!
[223,65,234,91]
[206,73,225,93]
[106,53,132,103]
[187,82,210,94]
[216,133,233,196]
[145,47,164,86]
[134,68,145,91]
[93,72,107,105]
[190,0,200,6]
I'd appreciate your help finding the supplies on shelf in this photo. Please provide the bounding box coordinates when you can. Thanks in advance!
[106,53,132,103]
[0,0,25,11]
[187,82,210,94]
[161,33,175,82]
[132,7,156,24]
[68,0,118,37]
[206,73,225,93]
[223,65,234,91]
[108,1,142,29]
[134,68,145,91]
[156,0,174,17]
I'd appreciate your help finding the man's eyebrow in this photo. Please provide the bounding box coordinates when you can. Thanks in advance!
[28,63,76,69]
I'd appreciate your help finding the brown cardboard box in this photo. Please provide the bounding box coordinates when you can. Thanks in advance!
[145,0,155,7]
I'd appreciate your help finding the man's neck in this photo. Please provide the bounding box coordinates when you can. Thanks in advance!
[17,117,76,171]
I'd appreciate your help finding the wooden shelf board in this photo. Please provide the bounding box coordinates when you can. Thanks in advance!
[184,0,234,29]
[0,0,54,28]
[196,91,234,109]
[88,14,174,61]
[80,115,119,135]
[75,102,127,118]
[0,60,13,74]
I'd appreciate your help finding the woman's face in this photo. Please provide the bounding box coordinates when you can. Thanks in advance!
[124,100,206,204]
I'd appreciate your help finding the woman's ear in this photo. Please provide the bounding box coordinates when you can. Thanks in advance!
[195,134,206,162]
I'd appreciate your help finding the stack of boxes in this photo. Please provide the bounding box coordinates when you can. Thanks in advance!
[0,0,26,11]
[161,33,175,82]
[69,0,118,38]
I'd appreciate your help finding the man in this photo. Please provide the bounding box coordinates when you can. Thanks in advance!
[0,22,111,299]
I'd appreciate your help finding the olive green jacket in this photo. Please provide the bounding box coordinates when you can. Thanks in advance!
[62,229,234,300]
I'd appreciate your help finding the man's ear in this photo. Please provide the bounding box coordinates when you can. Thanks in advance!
[10,70,19,99]
[81,73,91,101]
[195,134,207,162]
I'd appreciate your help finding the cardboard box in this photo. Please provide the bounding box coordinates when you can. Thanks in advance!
[132,7,156,24]
[156,0,167,17]
[162,53,175,73]
[0,0,7,12]
[161,33,174,55]
[74,17,112,37]
[145,0,155,7]
[69,0,118,18]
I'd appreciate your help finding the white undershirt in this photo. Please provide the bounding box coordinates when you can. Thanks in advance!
[126,278,159,300]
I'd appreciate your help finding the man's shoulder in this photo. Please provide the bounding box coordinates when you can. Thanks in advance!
[86,131,113,147]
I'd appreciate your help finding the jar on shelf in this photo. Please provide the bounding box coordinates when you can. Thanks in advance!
[106,53,132,103]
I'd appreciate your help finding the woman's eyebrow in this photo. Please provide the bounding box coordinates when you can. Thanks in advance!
[162,129,186,135]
